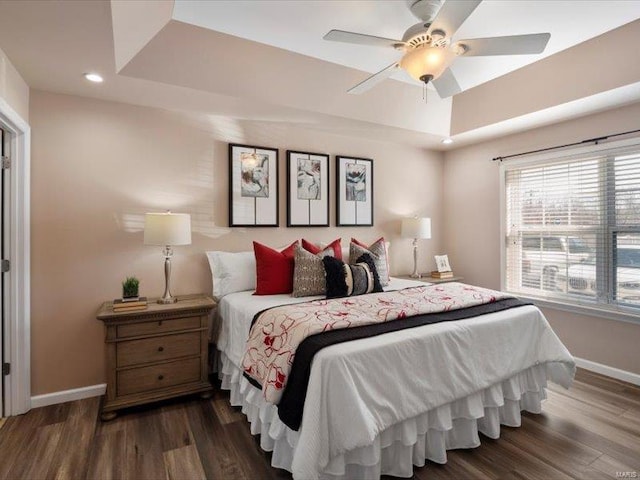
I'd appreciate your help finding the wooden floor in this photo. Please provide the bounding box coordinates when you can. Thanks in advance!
[1,368,639,480]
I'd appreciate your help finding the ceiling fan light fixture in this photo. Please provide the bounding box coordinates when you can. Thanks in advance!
[325,0,550,96]
[399,45,454,83]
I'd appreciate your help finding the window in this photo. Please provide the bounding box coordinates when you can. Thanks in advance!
[503,142,640,314]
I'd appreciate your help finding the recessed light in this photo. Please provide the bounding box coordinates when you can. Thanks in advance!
[441,138,453,145]
[84,73,103,83]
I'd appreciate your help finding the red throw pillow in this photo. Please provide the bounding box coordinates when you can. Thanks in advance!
[351,237,384,249]
[253,241,298,295]
[352,237,385,251]
[302,238,342,260]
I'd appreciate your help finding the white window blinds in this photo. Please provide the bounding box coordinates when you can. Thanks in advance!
[504,143,640,312]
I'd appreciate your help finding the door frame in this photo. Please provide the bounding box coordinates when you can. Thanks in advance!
[0,97,30,416]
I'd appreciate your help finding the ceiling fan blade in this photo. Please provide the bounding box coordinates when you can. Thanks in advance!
[432,68,462,98]
[348,63,399,94]
[428,0,481,38]
[323,29,403,48]
[456,33,551,56]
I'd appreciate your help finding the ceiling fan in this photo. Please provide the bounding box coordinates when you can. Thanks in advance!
[323,0,551,98]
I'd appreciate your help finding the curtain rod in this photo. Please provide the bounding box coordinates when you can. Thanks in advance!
[492,128,640,162]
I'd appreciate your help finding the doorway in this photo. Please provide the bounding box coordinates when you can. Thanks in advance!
[0,126,5,417]
[0,98,30,417]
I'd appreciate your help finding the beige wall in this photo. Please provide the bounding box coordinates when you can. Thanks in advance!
[29,90,444,395]
[29,87,640,395]
[443,101,640,374]
[0,45,29,122]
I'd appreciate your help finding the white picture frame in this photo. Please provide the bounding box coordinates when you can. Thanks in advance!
[435,254,452,273]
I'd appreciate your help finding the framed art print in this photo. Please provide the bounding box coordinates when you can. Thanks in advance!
[435,254,452,272]
[336,156,373,226]
[228,143,279,227]
[286,150,329,227]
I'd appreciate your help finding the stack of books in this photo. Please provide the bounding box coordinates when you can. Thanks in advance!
[431,271,454,279]
[113,297,148,312]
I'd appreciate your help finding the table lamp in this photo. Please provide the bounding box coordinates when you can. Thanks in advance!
[401,217,431,278]
[144,211,191,304]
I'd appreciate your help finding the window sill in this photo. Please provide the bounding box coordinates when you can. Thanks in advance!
[509,293,640,325]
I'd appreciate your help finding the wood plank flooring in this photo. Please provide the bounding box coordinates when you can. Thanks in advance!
[0,368,638,479]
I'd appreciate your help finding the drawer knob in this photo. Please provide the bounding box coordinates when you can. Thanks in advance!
[158,321,163,326]
[158,346,164,352]
[158,374,164,381]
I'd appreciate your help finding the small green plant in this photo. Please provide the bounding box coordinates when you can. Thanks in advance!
[122,276,140,298]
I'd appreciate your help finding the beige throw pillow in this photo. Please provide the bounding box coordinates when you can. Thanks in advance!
[292,244,334,297]
[349,240,390,286]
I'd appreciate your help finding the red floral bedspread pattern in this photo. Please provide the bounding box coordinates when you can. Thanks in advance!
[241,282,510,404]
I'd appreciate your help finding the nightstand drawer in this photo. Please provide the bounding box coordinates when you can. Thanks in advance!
[117,357,201,396]
[117,332,200,367]
[116,316,200,338]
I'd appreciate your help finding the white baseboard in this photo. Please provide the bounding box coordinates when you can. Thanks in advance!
[574,357,640,386]
[27,358,639,409]
[31,384,106,409]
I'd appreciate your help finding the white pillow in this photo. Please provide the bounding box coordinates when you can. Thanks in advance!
[206,251,256,300]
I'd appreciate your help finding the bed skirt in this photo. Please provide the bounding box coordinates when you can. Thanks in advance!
[219,351,550,479]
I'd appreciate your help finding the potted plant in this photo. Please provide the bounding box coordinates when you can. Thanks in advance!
[122,276,140,300]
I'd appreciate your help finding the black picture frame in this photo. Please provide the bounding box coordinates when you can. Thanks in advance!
[286,150,330,227]
[336,155,374,227]
[228,143,279,227]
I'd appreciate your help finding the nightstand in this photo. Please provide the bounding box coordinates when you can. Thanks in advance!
[397,274,464,284]
[96,294,215,420]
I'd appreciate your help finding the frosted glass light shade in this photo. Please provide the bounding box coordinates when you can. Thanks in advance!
[144,212,192,246]
[400,46,455,82]
[401,217,432,239]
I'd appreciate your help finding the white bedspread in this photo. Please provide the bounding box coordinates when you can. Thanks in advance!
[216,279,575,480]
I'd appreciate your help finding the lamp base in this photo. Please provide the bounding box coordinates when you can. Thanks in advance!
[157,297,177,305]
[158,248,177,304]
[410,239,421,279]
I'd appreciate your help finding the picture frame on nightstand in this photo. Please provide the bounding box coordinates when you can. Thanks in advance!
[434,254,452,273]
[431,254,456,280]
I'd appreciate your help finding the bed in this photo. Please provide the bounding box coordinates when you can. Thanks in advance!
[213,276,576,480]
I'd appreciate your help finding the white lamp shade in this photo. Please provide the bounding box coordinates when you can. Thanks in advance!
[401,217,431,239]
[144,212,192,246]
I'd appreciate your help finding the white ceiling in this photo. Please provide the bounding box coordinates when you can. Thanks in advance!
[0,0,639,150]
[173,0,640,92]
